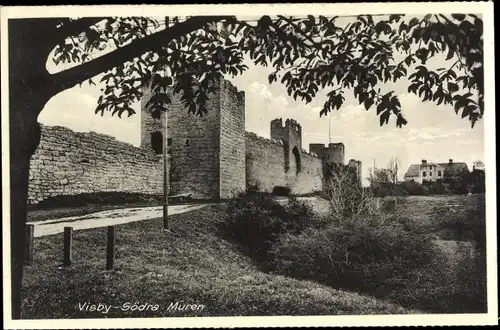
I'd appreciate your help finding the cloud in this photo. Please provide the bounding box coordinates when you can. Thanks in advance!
[39,86,141,146]
[38,53,485,187]
[399,92,420,109]
[416,131,463,140]
[248,81,274,99]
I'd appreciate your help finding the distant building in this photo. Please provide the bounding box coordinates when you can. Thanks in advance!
[348,159,362,183]
[404,159,469,184]
[470,161,486,193]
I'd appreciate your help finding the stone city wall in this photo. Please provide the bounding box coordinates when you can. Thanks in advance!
[28,125,164,204]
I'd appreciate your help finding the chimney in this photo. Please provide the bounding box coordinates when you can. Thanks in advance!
[449,159,453,164]
[421,159,427,164]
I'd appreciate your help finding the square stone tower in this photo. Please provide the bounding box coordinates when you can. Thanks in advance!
[348,159,363,183]
[141,76,246,200]
[271,118,303,174]
[310,142,345,167]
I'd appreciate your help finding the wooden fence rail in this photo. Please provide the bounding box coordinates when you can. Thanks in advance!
[24,224,117,270]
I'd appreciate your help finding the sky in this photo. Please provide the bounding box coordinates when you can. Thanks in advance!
[38,15,485,185]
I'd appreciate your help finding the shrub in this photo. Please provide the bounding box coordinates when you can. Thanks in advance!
[246,181,261,194]
[386,240,487,313]
[399,181,428,196]
[270,213,438,296]
[434,196,486,247]
[371,182,409,197]
[323,165,378,219]
[270,193,487,313]
[220,192,315,263]
[469,169,486,193]
[379,195,408,214]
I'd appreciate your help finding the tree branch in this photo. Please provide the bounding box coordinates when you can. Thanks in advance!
[54,17,108,40]
[50,16,233,93]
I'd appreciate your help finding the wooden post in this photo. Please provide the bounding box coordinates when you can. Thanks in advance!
[162,16,170,231]
[162,94,169,230]
[63,227,73,267]
[24,224,34,266]
[106,226,115,270]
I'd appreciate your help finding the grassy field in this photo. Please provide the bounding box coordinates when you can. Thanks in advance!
[21,193,486,318]
[378,194,487,313]
[22,204,414,319]
[392,194,486,240]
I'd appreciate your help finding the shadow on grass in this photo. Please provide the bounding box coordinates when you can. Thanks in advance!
[22,204,413,318]
[219,193,488,314]
[27,192,219,222]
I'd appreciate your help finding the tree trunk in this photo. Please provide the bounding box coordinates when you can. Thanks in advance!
[6,16,227,318]
[9,97,42,319]
[8,18,57,319]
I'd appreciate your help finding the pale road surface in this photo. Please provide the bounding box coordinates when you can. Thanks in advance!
[27,197,324,238]
[27,204,210,238]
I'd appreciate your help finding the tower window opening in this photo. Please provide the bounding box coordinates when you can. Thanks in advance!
[151,110,162,119]
[151,131,163,155]
[185,139,190,146]
[292,147,301,175]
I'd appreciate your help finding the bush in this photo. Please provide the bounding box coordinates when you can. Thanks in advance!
[371,182,410,197]
[246,181,261,194]
[379,196,407,213]
[469,170,486,193]
[270,213,438,295]
[269,193,487,313]
[439,200,486,250]
[386,240,487,313]
[324,165,378,219]
[220,192,315,263]
[399,181,428,196]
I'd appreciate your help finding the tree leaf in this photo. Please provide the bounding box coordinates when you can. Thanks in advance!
[268,72,276,84]
[396,113,408,127]
[445,46,455,61]
[452,14,466,21]
[462,104,474,118]
[447,82,459,93]
[364,98,374,111]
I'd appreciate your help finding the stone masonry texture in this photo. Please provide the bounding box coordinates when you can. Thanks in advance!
[28,125,165,204]
[28,77,360,204]
[141,79,222,199]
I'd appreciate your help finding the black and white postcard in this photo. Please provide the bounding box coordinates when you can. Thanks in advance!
[1,2,497,328]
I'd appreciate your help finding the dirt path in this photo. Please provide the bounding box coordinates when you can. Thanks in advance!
[27,204,211,238]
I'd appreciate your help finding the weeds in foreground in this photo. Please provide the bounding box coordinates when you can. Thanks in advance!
[222,170,487,313]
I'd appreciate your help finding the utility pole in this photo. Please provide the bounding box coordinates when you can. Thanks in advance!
[162,16,170,231]
[395,159,398,184]
[328,115,332,144]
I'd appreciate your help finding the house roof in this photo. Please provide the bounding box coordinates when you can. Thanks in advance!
[437,162,469,173]
[404,162,469,178]
[404,164,420,177]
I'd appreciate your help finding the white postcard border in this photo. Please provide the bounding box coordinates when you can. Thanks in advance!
[1,2,497,328]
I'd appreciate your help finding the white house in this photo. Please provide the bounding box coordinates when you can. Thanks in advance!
[404,159,469,184]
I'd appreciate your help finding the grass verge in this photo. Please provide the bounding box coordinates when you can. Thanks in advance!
[22,204,414,318]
